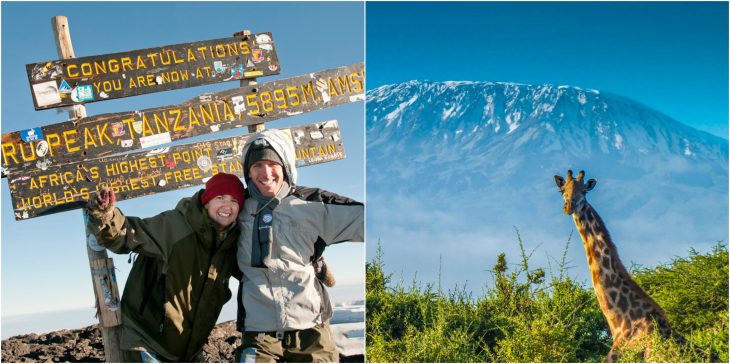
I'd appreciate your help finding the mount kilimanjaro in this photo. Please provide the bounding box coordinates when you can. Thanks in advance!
[366,80,728,292]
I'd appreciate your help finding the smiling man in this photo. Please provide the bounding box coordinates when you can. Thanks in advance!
[236,128,364,362]
[85,173,245,362]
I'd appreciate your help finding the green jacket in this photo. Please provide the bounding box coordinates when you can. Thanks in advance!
[87,190,239,361]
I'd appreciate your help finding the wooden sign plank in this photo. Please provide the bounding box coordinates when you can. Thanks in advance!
[8,120,345,220]
[3,63,364,175]
[26,33,280,110]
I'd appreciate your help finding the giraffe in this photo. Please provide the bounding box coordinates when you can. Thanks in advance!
[554,169,682,362]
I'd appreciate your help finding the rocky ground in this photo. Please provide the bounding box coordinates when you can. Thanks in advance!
[1,320,364,362]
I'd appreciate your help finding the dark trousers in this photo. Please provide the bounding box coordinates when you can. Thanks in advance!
[236,322,339,363]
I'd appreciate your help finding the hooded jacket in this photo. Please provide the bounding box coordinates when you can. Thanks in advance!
[87,190,239,361]
[237,129,364,332]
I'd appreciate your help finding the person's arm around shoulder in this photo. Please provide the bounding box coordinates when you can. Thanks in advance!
[296,186,364,244]
[86,187,172,260]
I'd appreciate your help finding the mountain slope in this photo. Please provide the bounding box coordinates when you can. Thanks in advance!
[366,80,728,292]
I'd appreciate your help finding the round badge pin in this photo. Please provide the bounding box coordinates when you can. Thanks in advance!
[197,155,212,171]
[262,213,273,224]
[35,140,49,157]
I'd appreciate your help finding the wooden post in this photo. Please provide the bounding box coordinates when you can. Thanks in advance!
[237,30,265,134]
[52,16,123,362]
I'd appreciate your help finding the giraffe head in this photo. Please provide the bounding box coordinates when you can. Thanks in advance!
[554,169,597,215]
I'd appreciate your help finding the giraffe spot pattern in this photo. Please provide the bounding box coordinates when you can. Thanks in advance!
[618,296,628,312]
[602,256,610,269]
[560,189,675,358]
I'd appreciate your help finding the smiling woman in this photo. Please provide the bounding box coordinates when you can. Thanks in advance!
[84,172,244,361]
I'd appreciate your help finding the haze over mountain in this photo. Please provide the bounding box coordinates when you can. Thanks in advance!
[366,80,728,292]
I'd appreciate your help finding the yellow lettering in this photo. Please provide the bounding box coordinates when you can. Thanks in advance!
[286,86,301,106]
[81,63,93,77]
[84,127,98,148]
[350,71,364,93]
[337,75,351,94]
[136,56,147,69]
[89,167,100,180]
[239,41,250,54]
[159,51,172,65]
[300,82,316,103]
[197,46,208,60]
[260,92,274,112]
[97,123,113,146]
[222,101,235,120]
[187,48,198,62]
[47,134,61,156]
[172,50,184,64]
[146,53,158,67]
[246,94,261,115]
[215,44,226,57]
[121,57,133,71]
[19,142,35,162]
[122,118,137,139]
[67,64,79,78]
[48,173,59,186]
[94,61,107,75]
[63,130,80,153]
[142,117,155,136]
[171,109,184,131]
[274,89,287,109]
[328,78,341,96]
[200,103,215,125]
[189,106,201,128]
[226,43,239,56]
[2,143,18,165]
[153,112,170,133]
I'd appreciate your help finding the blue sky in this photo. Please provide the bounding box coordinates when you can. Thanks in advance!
[367,1,728,138]
[1,1,364,335]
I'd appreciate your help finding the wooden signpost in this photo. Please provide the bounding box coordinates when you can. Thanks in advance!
[27,33,280,109]
[2,64,364,175]
[7,15,362,362]
[8,120,345,220]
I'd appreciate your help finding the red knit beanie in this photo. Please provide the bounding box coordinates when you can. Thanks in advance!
[201,173,245,206]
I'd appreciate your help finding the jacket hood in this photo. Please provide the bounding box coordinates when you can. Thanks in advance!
[242,128,298,186]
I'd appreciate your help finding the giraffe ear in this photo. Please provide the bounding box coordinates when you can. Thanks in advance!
[586,178,597,191]
[554,175,565,189]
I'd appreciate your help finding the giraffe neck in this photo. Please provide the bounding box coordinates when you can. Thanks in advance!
[572,202,667,342]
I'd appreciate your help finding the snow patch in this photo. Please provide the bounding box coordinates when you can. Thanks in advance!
[683,139,694,156]
[442,103,458,121]
[614,134,624,150]
[384,95,419,127]
[506,111,521,134]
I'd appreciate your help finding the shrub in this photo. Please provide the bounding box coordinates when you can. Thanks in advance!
[366,234,728,363]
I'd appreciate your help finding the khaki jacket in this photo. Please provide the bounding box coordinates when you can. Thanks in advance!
[237,129,364,332]
[87,190,239,361]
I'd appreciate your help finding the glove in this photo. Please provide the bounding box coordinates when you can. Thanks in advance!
[87,186,116,222]
[314,256,336,288]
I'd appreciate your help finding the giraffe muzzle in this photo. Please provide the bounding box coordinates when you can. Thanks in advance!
[563,202,574,215]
